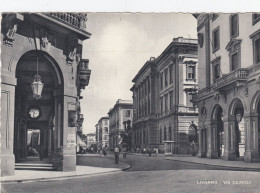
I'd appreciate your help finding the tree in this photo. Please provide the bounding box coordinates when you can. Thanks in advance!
[119,120,132,151]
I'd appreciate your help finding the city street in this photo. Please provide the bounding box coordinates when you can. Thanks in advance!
[2,154,260,193]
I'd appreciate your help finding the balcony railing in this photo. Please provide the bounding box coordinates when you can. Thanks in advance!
[45,13,87,31]
[215,68,249,90]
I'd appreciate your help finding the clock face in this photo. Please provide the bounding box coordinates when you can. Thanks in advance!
[28,106,41,119]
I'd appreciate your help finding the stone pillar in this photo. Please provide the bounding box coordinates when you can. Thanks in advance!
[244,113,260,162]
[206,122,218,158]
[198,126,206,158]
[1,77,16,176]
[53,88,77,172]
[223,118,236,160]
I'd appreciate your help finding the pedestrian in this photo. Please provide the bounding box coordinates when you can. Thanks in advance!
[122,147,127,159]
[148,147,152,156]
[102,146,107,156]
[114,146,120,164]
[191,141,196,156]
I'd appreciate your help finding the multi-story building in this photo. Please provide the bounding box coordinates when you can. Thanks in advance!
[1,13,91,176]
[194,13,260,162]
[108,99,133,148]
[86,133,96,147]
[95,123,100,145]
[98,117,110,147]
[131,57,158,149]
[131,37,199,154]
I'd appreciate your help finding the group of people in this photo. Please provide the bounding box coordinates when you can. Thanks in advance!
[134,146,155,156]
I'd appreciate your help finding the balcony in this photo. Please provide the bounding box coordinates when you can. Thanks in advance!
[214,68,249,91]
[77,59,91,90]
[45,13,87,31]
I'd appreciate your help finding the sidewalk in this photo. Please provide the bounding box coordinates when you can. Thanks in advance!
[1,155,131,184]
[166,155,260,169]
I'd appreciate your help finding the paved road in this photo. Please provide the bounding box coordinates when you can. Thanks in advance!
[2,155,260,193]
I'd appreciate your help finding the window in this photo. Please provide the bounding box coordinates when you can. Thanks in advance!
[160,73,163,90]
[212,57,221,83]
[230,14,239,38]
[231,52,238,71]
[104,127,108,133]
[253,14,260,25]
[148,78,150,93]
[164,68,168,87]
[168,126,172,141]
[165,95,168,111]
[186,65,195,80]
[214,63,220,82]
[169,91,173,109]
[164,127,167,141]
[104,120,108,125]
[160,128,162,144]
[213,27,220,53]
[148,98,150,114]
[169,65,173,84]
[255,38,260,64]
[125,110,131,117]
[160,98,163,113]
[250,30,260,65]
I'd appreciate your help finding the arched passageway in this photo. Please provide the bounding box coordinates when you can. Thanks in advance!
[211,105,224,158]
[14,50,63,163]
[229,99,245,159]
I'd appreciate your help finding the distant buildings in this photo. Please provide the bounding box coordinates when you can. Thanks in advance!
[95,117,109,147]
[86,133,96,147]
[194,13,260,162]
[108,99,133,148]
[131,37,198,154]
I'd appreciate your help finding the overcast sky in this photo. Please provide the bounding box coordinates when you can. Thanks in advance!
[81,13,197,134]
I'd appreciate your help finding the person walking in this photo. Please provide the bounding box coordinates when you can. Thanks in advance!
[122,147,127,159]
[114,146,120,164]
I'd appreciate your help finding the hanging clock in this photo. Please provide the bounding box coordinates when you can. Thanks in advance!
[28,105,41,119]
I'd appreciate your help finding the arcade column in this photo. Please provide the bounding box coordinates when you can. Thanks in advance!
[1,75,16,176]
[244,113,260,162]
[53,88,77,172]
[223,117,236,161]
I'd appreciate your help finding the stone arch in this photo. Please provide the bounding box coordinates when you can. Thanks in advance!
[228,97,246,158]
[228,98,246,116]
[9,45,67,85]
[251,91,260,112]
[211,104,224,121]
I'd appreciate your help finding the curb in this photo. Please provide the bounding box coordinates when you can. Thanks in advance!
[1,170,122,184]
[1,161,132,184]
[165,158,260,171]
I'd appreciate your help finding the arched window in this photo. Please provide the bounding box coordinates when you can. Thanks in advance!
[164,126,167,141]
[188,124,198,143]
[168,126,172,141]
[160,128,162,144]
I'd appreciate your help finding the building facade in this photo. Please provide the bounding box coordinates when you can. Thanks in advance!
[95,123,100,144]
[108,99,133,148]
[131,37,199,154]
[1,13,91,176]
[131,57,158,150]
[194,13,260,162]
[86,133,96,148]
[97,117,110,147]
